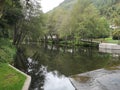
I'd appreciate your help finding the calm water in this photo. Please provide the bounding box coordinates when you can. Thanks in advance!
[14,44,120,90]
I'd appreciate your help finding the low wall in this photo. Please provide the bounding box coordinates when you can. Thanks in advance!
[99,43,120,50]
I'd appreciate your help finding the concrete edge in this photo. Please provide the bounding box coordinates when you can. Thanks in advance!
[69,78,78,90]
[8,64,31,90]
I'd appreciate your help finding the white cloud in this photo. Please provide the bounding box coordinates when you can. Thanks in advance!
[41,0,64,13]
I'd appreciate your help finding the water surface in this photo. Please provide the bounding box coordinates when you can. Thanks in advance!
[14,44,120,90]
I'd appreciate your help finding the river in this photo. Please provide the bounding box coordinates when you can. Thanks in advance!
[14,44,120,90]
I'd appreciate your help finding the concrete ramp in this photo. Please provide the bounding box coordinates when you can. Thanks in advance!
[70,66,120,90]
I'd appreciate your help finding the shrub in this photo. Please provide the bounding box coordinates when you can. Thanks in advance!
[112,30,120,40]
[0,38,16,63]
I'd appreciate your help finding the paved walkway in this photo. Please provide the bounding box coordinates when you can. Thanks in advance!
[70,66,120,90]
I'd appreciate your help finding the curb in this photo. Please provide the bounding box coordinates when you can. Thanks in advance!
[9,64,31,90]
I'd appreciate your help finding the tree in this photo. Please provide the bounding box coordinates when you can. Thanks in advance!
[46,0,110,44]
[0,0,46,45]
[68,0,109,42]
[0,0,23,39]
[11,0,46,45]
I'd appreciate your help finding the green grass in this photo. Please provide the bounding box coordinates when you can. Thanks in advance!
[0,39,26,90]
[95,37,119,44]
[104,37,119,44]
[0,64,26,90]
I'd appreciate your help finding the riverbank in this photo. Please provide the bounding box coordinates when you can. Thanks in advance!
[0,63,26,90]
[44,39,99,47]
[95,37,119,44]
[0,39,31,90]
[42,37,119,47]
[9,64,31,90]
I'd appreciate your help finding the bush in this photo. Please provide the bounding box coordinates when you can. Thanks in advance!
[112,30,120,40]
[0,38,16,63]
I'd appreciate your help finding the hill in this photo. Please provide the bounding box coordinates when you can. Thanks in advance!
[46,0,120,39]
[50,0,120,12]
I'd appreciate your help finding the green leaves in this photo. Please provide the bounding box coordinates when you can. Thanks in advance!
[46,0,111,41]
[112,30,120,40]
[4,8,23,25]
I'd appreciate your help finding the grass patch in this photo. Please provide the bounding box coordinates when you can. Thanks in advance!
[0,64,26,90]
[95,37,119,44]
[104,37,119,44]
[0,39,26,90]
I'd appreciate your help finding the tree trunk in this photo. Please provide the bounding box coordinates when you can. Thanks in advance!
[56,34,59,44]
[13,24,18,45]
[50,33,54,43]
[44,34,47,43]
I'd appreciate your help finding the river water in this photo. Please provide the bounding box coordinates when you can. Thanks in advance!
[14,44,120,90]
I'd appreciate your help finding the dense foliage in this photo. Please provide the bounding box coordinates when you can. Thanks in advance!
[0,0,46,63]
[112,30,120,40]
[0,0,120,46]
[1,0,120,45]
[0,0,46,45]
[46,0,113,42]
[0,39,16,63]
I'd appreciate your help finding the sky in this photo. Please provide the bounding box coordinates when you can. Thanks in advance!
[41,0,64,13]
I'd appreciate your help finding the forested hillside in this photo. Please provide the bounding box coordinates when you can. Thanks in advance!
[46,0,120,41]
[56,0,120,12]
[1,0,120,63]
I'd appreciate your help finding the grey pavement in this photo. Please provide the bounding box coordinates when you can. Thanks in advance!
[70,66,120,90]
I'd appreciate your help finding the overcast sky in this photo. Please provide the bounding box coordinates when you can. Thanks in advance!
[41,0,64,13]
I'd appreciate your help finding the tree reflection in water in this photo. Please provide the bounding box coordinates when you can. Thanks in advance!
[14,44,120,90]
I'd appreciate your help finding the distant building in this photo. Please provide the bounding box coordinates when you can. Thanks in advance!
[44,34,59,40]
[110,25,120,30]
[47,34,57,39]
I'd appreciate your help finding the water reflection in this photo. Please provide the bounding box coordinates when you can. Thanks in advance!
[41,66,75,90]
[27,59,75,90]
[99,48,120,61]
[14,44,120,90]
[99,48,120,54]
